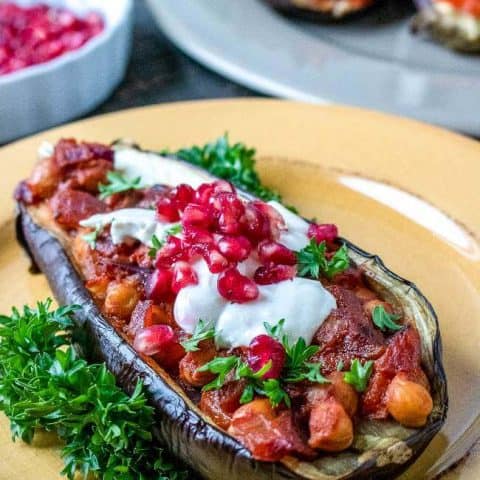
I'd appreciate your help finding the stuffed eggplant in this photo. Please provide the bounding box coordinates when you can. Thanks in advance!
[262,0,378,20]
[15,138,447,479]
[412,0,480,51]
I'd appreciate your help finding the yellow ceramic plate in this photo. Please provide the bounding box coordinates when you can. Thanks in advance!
[0,99,478,480]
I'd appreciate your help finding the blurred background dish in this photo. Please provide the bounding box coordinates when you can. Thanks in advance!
[0,0,133,144]
[262,0,379,19]
[412,0,480,52]
[146,0,480,135]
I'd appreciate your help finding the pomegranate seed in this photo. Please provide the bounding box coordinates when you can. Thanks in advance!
[134,324,176,356]
[211,193,245,235]
[217,267,259,303]
[183,225,214,247]
[146,268,173,302]
[169,184,194,211]
[217,235,252,262]
[172,261,198,293]
[212,179,235,194]
[251,201,286,239]
[308,223,338,243]
[241,203,271,242]
[156,197,180,222]
[195,183,215,205]
[202,246,230,273]
[258,240,296,265]
[134,325,185,368]
[247,334,285,380]
[0,3,103,77]
[254,264,296,285]
[182,203,211,229]
[155,236,185,267]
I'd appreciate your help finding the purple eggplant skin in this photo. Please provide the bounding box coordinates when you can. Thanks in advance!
[16,183,447,480]
[261,0,380,21]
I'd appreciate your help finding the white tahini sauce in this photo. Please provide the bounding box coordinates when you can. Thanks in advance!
[79,208,178,247]
[114,147,212,189]
[76,146,337,348]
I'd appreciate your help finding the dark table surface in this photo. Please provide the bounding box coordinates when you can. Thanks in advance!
[91,0,260,118]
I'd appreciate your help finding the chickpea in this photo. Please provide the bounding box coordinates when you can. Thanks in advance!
[104,279,141,319]
[328,371,359,417]
[85,276,110,302]
[385,373,433,428]
[230,398,276,423]
[364,299,394,318]
[308,398,353,451]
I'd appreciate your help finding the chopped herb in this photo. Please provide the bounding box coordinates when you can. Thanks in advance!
[181,319,216,352]
[282,336,323,383]
[239,383,255,404]
[372,305,403,332]
[263,318,285,340]
[296,240,349,279]
[148,233,164,258]
[0,299,190,479]
[259,379,291,408]
[98,171,142,200]
[82,226,101,249]
[236,361,290,408]
[166,134,297,211]
[303,362,330,384]
[198,356,239,391]
[336,360,345,372]
[325,244,350,278]
[343,359,374,393]
[166,223,182,236]
[148,225,182,259]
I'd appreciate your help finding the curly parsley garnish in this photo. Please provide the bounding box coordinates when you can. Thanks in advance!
[181,319,216,352]
[98,171,143,200]
[343,359,374,393]
[296,240,349,280]
[0,299,190,479]
[372,305,403,332]
[166,134,296,211]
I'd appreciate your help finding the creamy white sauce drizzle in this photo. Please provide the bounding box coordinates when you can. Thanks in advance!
[76,145,337,348]
[114,147,212,189]
[79,208,178,247]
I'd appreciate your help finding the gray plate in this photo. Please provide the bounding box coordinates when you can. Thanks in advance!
[146,0,480,135]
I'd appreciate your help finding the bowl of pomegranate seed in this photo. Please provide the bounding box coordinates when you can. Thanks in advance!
[0,0,133,143]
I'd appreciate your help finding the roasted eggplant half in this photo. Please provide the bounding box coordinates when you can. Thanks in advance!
[262,0,379,20]
[412,0,480,52]
[15,139,447,480]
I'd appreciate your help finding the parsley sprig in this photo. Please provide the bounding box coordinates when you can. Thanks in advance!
[0,299,190,480]
[148,224,182,259]
[98,171,143,200]
[200,320,329,408]
[372,305,403,332]
[166,134,296,211]
[296,240,349,279]
[343,359,374,393]
[266,320,329,385]
[181,320,216,352]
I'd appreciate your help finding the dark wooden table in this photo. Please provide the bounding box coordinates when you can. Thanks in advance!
[91,0,260,117]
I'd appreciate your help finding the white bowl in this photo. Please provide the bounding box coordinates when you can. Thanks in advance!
[0,0,133,144]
